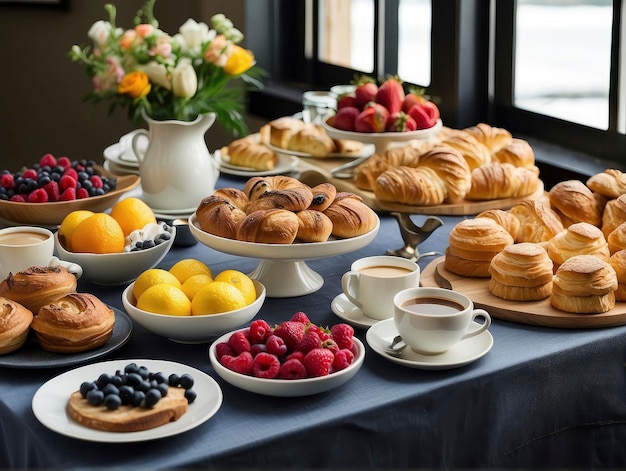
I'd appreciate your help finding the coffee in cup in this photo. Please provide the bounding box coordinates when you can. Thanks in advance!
[341,255,420,320]
[0,226,82,279]
[393,287,491,355]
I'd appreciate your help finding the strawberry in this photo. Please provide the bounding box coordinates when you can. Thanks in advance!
[249,319,272,343]
[286,350,304,362]
[265,334,288,356]
[331,106,360,131]
[354,103,389,133]
[221,352,253,375]
[331,323,354,350]
[332,349,355,371]
[215,342,234,360]
[228,330,251,354]
[336,94,357,110]
[303,348,335,377]
[421,100,440,121]
[38,153,57,169]
[408,103,437,130]
[386,111,417,132]
[279,358,307,380]
[274,321,306,350]
[42,181,60,202]
[354,80,378,109]
[295,330,322,353]
[251,352,281,379]
[60,187,76,201]
[375,77,404,114]
[27,188,48,203]
[401,88,428,113]
[322,338,339,355]
[290,311,311,325]
[307,324,331,341]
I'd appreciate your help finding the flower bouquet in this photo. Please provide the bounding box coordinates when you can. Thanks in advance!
[69,0,263,136]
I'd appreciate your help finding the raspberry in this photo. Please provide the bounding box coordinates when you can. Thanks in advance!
[22,169,38,180]
[279,358,307,380]
[89,175,104,189]
[60,187,76,201]
[332,349,355,371]
[57,156,72,169]
[308,324,331,341]
[290,311,310,324]
[303,348,335,377]
[0,173,15,190]
[250,343,266,357]
[251,352,281,379]
[10,194,26,202]
[265,334,287,356]
[285,350,304,362]
[77,187,90,199]
[331,323,354,350]
[63,168,79,181]
[39,153,57,168]
[249,319,272,344]
[323,338,339,355]
[227,331,251,355]
[215,342,234,360]
[221,352,253,375]
[59,174,77,192]
[27,188,48,203]
[274,321,306,350]
[295,330,321,353]
[42,181,60,202]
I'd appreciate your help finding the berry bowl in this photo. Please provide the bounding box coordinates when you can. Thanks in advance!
[208,328,365,397]
[54,225,175,286]
[121,280,266,344]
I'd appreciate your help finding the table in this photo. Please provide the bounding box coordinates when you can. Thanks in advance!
[2,174,626,470]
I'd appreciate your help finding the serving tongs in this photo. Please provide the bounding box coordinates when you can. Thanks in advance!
[386,213,443,262]
[329,154,373,179]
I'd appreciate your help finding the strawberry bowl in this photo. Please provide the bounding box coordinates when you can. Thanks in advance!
[323,118,443,154]
[208,327,365,397]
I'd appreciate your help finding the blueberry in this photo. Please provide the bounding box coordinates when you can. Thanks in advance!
[102,383,119,397]
[86,389,105,406]
[179,374,194,390]
[125,372,143,387]
[124,363,140,374]
[151,372,167,384]
[144,389,162,408]
[130,390,145,407]
[136,380,152,392]
[156,383,169,396]
[79,381,96,398]
[96,373,114,389]
[104,394,122,410]
[118,385,134,404]
[168,374,181,387]
[159,232,172,241]
[142,239,156,249]
[138,366,150,379]
[184,389,197,404]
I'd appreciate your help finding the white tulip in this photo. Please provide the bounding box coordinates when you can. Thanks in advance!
[88,20,112,45]
[172,58,197,98]
[177,18,210,51]
[139,61,171,90]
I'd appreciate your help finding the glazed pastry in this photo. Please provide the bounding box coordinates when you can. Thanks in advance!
[550,255,617,314]
[236,209,300,244]
[547,222,610,270]
[548,179,604,227]
[212,187,249,211]
[245,186,314,214]
[510,200,564,244]
[222,138,276,171]
[30,293,115,353]
[463,122,513,153]
[308,183,337,212]
[0,266,77,315]
[492,138,535,168]
[323,192,378,238]
[586,168,626,199]
[295,210,333,242]
[416,145,472,203]
[466,163,540,200]
[195,195,247,240]
[488,242,554,301]
[601,194,626,238]
[0,297,33,355]
[243,175,309,202]
[373,166,447,206]
[476,209,520,240]
[440,131,491,171]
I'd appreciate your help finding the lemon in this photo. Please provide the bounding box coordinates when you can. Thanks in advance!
[214,269,256,305]
[136,284,191,316]
[70,213,125,254]
[110,197,157,236]
[181,273,213,301]
[191,281,246,315]
[169,259,212,284]
[133,268,182,300]
[58,210,94,251]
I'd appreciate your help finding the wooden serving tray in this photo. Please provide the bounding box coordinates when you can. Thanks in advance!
[420,256,626,329]
[297,156,546,215]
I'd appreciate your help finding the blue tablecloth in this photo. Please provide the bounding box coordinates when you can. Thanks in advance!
[2,175,626,470]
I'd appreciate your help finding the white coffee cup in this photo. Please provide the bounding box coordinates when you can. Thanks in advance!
[0,226,83,279]
[341,255,420,320]
[393,287,491,355]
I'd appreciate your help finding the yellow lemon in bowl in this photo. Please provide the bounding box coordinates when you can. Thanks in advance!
[133,268,182,300]
[214,269,256,305]
[181,273,213,301]
[58,210,94,251]
[169,258,212,284]
[70,213,125,254]
[110,197,157,236]
[191,281,246,315]
[136,284,191,316]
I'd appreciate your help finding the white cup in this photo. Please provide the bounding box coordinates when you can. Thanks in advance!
[341,255,420,320]
[393,287,491,355]
[0,226,82,279]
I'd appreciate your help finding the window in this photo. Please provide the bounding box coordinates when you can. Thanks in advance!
[246,0,626,164]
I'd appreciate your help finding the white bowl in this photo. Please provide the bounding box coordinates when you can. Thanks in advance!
[323,118,443,153]
[122,280,266,343]
[54,226,175,285]
[208,330,365,397]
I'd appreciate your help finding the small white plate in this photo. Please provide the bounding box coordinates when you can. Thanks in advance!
[366,318,493,370]
[150,207,197,218]
[213,150,298,177]
[103,160,140,176]
[32,359,223,443]
[331,293,380,329]
[266,141,375,160]
[103,143,141,168]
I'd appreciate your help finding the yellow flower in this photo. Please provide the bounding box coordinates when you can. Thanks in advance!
[118,71,151,99]
[224,45,255,76]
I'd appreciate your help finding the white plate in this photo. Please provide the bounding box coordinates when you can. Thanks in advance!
[103,143,140,169]
[331,293,379,329]
[103,160,140,176]
[150,207,197,217]
[366,318,493,370]
[265,140,375,160]
[213,149,299,177]
[32,359,223,443]
[208,329,365,396]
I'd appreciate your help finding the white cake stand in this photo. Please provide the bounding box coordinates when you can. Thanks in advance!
[189,214,380,298]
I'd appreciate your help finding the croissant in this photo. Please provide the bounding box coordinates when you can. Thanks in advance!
[286,125,336,157]
[601,194,626,238]
[295,209,333,242]
[476,209,521,240]
[195,195,247,240]
[244,175,309,202]
[353,144,424,191]
[548,179,604,227]
[466,162,540,200]
[463,122,513,153]
[373,166,447,206]
[323,192,378,238]
[510,200,565,244]
[586,168,626,199]
[245,187,314,213]
[492,138,535,168]
[416,145,472,203]
[236,209,300,244]
[440,131,492,171]
[268,117,306,148]
[223,139,276,171]
[308,183,337,212]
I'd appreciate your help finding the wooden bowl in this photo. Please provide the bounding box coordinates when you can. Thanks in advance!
[0,167,140,226]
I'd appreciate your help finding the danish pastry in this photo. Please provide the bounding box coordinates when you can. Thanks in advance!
[0,297,33,354]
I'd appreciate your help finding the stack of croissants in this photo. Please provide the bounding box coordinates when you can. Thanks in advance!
[443,168,626,314]
[0,266,114,355]
[196,176,378,244]
[354,122,541,205]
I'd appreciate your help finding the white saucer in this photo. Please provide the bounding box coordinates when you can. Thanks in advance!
[103,143,140,168]
[150,207,197,218]
[366,318,493,370]
[331,293,383,329]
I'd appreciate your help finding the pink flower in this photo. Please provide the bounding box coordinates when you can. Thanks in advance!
[204,34,230,67]
[135,23,154,38]
[150,36,172,58]
[93,56,125,92]
[119,29,138,51]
